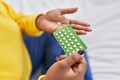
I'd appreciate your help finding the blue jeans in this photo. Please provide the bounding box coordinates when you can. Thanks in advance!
[23,32,93,80]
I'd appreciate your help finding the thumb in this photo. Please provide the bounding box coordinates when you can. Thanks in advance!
[61,52,82,67]
[59,7,78,15]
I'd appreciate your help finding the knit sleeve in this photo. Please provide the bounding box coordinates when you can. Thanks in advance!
[1,1,44,36]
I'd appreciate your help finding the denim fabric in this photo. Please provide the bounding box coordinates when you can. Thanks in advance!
[23,32,93,80]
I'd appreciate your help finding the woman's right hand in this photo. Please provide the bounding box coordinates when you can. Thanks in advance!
[43,52,87,80]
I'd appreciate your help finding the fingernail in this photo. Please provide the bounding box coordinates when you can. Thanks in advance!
[78,50,85,55]
[89,29,92,31]
[84,32,87,35]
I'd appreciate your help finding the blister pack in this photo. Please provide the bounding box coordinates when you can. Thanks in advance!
[53,24,87,55]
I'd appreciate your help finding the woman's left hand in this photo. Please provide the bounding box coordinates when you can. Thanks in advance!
[36,7,92,35]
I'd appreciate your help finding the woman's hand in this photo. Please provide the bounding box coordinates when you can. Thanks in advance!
[36,8,91,34]
[43,53,87,80]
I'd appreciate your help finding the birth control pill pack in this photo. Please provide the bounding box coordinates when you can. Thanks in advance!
[53,24,87,56]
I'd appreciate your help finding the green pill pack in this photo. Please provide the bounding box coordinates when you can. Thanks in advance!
[53,24,87,56]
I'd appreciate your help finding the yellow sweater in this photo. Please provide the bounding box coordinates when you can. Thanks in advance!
[0,1,44,80]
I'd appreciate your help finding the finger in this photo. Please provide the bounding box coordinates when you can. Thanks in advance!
[59,7,78,15]
[73,67,78,73]
[61,52,82,67]
[69,19,90,26]
[72,57,87,78]
[73,66,85,80]
[74,29,87,35]
[56,55,67,61]
[77,57,87,76]
[71,24,92,32]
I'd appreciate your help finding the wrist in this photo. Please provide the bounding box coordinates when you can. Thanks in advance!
[36,14,45,30]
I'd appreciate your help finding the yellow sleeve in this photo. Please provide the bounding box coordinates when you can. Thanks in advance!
[1,1,43,36]
[38,75,46,80]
